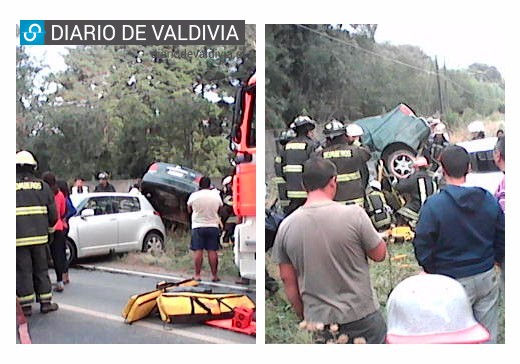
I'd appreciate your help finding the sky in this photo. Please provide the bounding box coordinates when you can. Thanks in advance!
[375,24,507,79]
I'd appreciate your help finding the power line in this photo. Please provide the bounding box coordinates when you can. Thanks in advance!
[295,24,501,105]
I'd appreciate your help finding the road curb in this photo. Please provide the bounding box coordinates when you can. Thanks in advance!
[76,264,256,292]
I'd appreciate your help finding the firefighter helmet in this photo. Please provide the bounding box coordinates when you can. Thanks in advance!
[16,150,37,167]
[346,123,364,137]
[98,172,108,180]
[386,274,490,344]
[222,175,232,186]
[323,119,346,138]
[413,156,429,168]
[369,180,382,191]
[433,122,446,135]
[468,121,485,133]
[278,129,297,145]
[290,116,316,131]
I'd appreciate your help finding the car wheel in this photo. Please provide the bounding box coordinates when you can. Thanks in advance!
[385,149,416,179]
[65,239,77,266]
[142,232,164,255]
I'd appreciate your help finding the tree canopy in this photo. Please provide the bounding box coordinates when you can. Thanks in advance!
[16,25,256,182]
[266,24,504,130]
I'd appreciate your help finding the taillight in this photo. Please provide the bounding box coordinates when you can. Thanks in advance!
[153,211,161,217]
[149,163,159,172]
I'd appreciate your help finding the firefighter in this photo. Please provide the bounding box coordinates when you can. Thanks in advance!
[273,129,296,210]
[364,180,393,231]
[346,123,370,189]
[16,150,59,316]
[424,122,450,172]
[219,176,237,246]
[395,156,437,228]
[468,121,486,140]
[321,120,371,207]
[280,116,318,215]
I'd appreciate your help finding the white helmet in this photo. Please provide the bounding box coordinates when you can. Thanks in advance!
[16,150,37,166]
[222,176,232,186]
[386,274,490,344]
[468,121,485,133]
[323,119,346,138]
[433,123,446,135]
[369,180,381,191]
[346,123,364,137]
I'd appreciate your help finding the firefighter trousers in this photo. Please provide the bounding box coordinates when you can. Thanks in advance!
[16,244,53,307]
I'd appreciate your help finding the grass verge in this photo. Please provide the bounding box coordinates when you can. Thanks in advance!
[266,242,505,344]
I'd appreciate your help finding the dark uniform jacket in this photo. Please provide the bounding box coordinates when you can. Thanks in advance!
[280,135,316,200]
[16,171,58,246]
[396,169,437,214]
[321,142,371,205]
[94,183,116,192]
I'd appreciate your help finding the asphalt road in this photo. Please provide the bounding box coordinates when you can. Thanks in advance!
[18,267,256,344]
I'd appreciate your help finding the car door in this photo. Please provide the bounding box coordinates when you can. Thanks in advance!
[75,196,118,256]
[113,196,143,252]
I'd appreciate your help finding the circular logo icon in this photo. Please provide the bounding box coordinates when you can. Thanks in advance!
[23,23,42,42]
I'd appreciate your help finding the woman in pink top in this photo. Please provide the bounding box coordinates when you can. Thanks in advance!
[42,172,67,292]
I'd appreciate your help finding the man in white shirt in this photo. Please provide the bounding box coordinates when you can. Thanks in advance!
[187,176,223,282]
[70,178,89,207]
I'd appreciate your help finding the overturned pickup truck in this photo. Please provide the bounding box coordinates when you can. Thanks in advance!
[140,162,203,229]
[353,103,431,179]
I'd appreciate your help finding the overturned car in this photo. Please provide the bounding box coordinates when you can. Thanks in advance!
[140,162,203,229]
[353,104,431,179]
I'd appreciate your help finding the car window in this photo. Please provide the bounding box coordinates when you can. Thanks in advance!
[82,196,114,216]
[114,196,141,213]
[469,150,500,173]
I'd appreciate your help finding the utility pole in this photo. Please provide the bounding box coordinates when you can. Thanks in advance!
[435,56,445,120]
[443,60,449,116]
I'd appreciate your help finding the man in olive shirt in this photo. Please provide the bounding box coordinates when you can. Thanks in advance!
[272,157,387,344]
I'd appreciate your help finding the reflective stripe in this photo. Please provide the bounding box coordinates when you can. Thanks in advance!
[336,171,361,182]
[16,235,48,246]
[18,293,36,304]
[223,196,233,206]
[16,206,48,216]
[397,207,419,221]
[283,165,303,173]
[280,200,291,207]
[48,227,55,234]
[285,143,307,150]
[323,149,353,159]
[287,191,308,198]
[275,156,282,163]
[337,197,364,207]
[38,292,53,302]
[418,178,427,205]
[272,177,286,184]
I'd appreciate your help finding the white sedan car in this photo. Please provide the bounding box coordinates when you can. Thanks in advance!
[65,192,166,265]
[457,137,503,194]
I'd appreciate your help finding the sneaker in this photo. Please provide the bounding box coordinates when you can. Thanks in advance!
[21,306,32,317]
[40,302,59,314]
[53,282,64,292]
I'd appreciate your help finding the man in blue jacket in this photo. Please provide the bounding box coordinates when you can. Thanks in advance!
[413,145,504,344]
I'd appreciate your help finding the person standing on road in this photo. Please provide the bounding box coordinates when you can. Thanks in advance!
[57,180,76,285]
[187,176,223,282]
[16,151,59,316]
[413,145,504,343]
[272,157,388,344]
[42,172,67,292]
[94,172,116,192]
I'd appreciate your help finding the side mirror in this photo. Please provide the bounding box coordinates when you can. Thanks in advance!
[81,209,95,218]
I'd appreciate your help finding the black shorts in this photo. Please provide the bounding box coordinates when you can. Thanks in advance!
[190,227,220,251]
